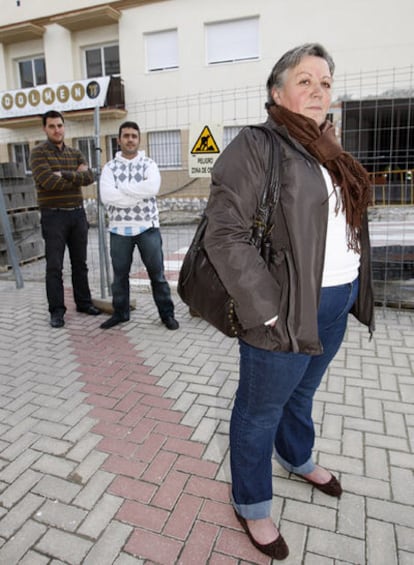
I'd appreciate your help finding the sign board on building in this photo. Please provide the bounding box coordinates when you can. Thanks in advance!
[0,77,111,119]
[189,123,222,178]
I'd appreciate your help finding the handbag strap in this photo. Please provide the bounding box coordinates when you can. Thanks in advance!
[249,125,282,212]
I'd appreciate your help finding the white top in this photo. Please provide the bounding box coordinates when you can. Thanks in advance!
[100,150,161,236]
[320,166,360,287]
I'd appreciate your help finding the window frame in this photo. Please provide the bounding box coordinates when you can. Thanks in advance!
[12,142,31,175]
[144,29,179,72]
[77,137,97,172]
[223,126,244,149]
[84,43,120,79]
[107,135,119,160]
[205,17,260,65]
[17,55,46,88]
[147,130,182,170]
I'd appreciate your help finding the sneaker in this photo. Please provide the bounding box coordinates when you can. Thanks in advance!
[163,316,179,330]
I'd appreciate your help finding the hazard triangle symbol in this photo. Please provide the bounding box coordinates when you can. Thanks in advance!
[191,126,220,154]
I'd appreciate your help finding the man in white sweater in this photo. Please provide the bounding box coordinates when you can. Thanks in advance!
[99,121,178,330]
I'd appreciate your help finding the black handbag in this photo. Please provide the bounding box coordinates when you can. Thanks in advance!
[178,126,281,337]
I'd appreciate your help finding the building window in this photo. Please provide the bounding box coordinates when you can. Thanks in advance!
[107,135,119,160]
[148,130,181,169]
[77,138,97,171]
[85,44,120,78]
[223,126,244,148]
[145,29,178,72]
[18,57,46,88]
[206,17,259,65]
[12,143,31,174]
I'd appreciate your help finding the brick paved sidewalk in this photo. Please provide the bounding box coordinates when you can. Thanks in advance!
[0,280,413,564]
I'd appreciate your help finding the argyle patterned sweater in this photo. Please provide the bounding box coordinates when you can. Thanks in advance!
[100,150,161,236]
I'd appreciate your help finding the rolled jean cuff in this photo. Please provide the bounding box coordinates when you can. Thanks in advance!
[231,494,272,520]
[274,449,315,475]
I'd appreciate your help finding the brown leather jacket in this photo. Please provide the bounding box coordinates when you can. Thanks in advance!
[204,119,375,353]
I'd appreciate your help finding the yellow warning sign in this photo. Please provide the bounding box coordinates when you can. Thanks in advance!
[190,125,220,154]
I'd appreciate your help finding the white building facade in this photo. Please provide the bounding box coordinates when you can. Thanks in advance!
[0,0,413,197]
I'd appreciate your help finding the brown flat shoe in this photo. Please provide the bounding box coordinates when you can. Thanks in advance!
[295,472,342,497]
[234,510,289,560]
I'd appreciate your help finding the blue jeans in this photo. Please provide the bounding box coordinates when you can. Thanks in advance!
[109,228,175,321]
[231,278,359,520]
[41,207,92,314]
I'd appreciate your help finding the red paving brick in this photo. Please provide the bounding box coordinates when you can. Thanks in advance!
[141,450,177,484]
[215,529,271,564]
[178,520,220,565]
[151,469,189,510]
[125,528,183,565]
[173,455,219,478]
[102,454,147,478]
[117,499,169,531]
[108,475,156,503]
[163,493,203,540]
[67,308,270,564]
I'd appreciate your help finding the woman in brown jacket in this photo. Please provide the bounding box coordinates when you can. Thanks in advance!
[204,43,374,560]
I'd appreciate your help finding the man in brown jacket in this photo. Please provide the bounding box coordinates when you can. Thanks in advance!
[30,110,101,328]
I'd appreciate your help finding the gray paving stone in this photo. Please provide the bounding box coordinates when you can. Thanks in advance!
[0,469,42,508]
[35,527,92,564]
[32,475,82,504]
[365,432,409,451]
[1,416,38,441]
[35,500,87,532]
[70,450,108,484]
[63,416,97,443]
[304,553,334,565]
[83,521,133,565]
[180,403,207,427]
[337,492,365,539]
[367,519,397,565]
[0,432,38,460]
[367,498,414,528]
[390,466,414,504]
[396,525,414,552]
[72,470,115,509]
[162,380,187,399]
[341,473,390,499]
[307,528,365,563]
[32,420,70,439]
[65,433,102,462]
[31,437,73,456]
[0,449,41,483]
[321,414,343,439]
[77,493,124,539]
[389,450,414,468]
[284,499,336,530]
[365,446,389,481]
[32,454,77,478]
[318,453,364,475]
[0,493,43,538]
[342,429,364,458]
[191,417,218,443]
[0,520,47,565]
[18,550,50,565]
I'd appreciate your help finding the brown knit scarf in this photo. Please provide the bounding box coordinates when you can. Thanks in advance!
[268,104,372,252]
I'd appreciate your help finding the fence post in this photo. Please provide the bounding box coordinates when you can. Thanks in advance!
[94,105,112,298]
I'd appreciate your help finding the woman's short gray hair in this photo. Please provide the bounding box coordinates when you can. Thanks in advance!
[266,43,335,107]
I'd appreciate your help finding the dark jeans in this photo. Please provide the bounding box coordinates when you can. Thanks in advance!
[231,278,359,520]
[109,228,174,321]
[40,207,92,314]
